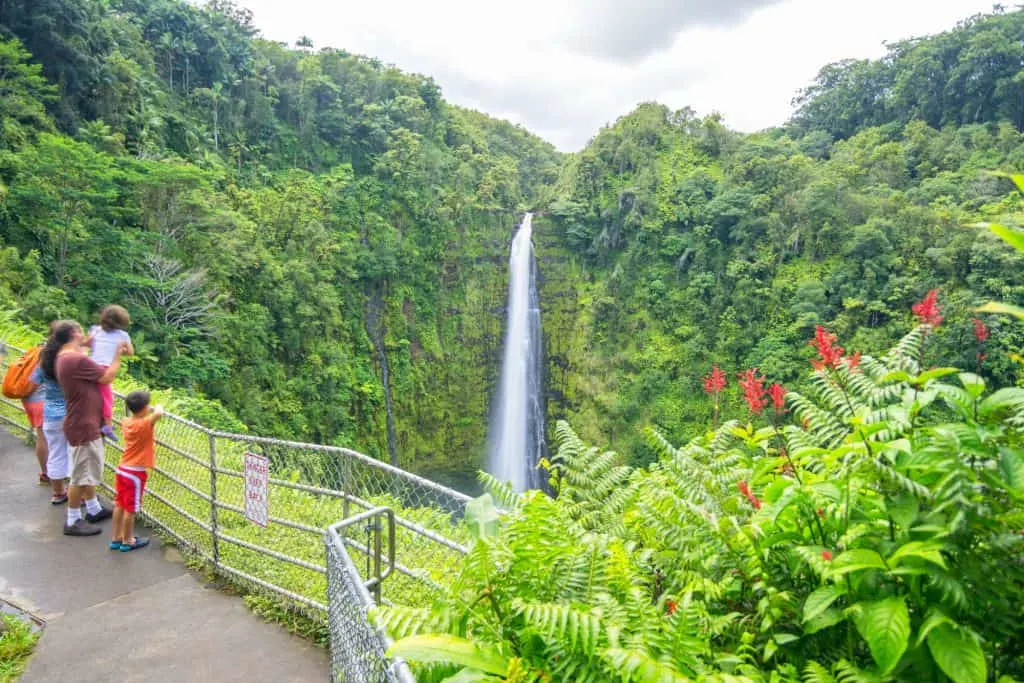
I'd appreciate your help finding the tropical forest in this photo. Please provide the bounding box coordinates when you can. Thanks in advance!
[0,1,1023,681]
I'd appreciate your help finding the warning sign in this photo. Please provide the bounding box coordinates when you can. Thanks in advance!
[244,452,269,527]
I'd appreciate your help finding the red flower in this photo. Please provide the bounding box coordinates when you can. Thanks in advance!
[816,508,825,518]
[666,599,678,616]
[912,289,943,327]
[703,365,727,395]
[738,369,768,414]
[810,326,845,370]
[972,318,990,343]
[843,351,862,372]
[737,480,762,510]
[768,383,787,414]
[821,550,833,561]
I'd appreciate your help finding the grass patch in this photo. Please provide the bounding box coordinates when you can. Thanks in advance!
[0,615,40,682]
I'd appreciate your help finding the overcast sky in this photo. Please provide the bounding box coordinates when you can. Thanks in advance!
[236,0,999,151]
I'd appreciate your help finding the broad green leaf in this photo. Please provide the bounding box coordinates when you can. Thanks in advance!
[958,373,986,399]
[441,669,501,683]
[988,222,1024,251]
[977,302,1024,320]
[915,609,954,648]
[998,447,1024,494]
[828,549,887,576]
[881,370,912,384]
[916,367,959,385]
[388,635,508,675]
[979,388,1024,417]
[803,585,845,623]
[927,624,987,683]
[465,494,500,540]
[886,493,919,534]
[853,597,910,675]
[804,607,845,635]
[888,541,947,569]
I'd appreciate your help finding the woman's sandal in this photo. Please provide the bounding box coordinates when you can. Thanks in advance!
[50,493,68,505]
[119,537,150,552]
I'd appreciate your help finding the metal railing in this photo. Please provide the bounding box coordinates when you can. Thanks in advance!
[0,342,472,681]
[326,510,415,682]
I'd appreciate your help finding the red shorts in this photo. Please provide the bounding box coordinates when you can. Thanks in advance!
[115,467,148,513]
[22,400,43,428]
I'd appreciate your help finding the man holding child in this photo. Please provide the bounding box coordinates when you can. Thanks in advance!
[51,321,128,536]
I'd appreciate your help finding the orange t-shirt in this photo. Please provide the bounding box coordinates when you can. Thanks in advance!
[120,417,155,469]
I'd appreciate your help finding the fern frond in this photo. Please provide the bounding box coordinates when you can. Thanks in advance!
[477,471,522,510]
[602,647,689,683]
[803,661,836,683]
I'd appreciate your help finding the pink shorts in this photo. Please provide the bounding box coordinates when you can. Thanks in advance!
[22,400,43,428]
[99,379,114,422]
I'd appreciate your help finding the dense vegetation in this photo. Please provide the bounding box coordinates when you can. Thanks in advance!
[2,1,1023,484]
[0,0,558,487]
[543,9,1024,461]
[2,1,1024,681]
[383,293,1024,681]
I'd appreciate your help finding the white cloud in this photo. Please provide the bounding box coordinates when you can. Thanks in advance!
[236,0,1000,151]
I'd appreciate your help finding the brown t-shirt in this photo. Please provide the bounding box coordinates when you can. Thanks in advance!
[55,352,105,446]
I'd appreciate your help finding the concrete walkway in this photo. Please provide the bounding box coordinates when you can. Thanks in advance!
[0,428,327,682]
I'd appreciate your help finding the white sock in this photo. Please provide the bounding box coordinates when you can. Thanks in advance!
[85,497,102,515]
[67,506,82,524]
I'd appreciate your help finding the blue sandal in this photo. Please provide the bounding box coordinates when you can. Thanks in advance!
[120,537,150,552]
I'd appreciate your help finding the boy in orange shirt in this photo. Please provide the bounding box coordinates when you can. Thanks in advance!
[110,390,163,552]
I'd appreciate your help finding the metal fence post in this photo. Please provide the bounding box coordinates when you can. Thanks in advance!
[342,455,352,520]
[208,432,220,569]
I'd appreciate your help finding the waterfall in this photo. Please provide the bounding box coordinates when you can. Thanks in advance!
[488,213,546,492]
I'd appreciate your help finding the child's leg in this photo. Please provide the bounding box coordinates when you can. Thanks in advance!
[112,504,125,544]
[99,381,114,425]
[123,511,135,546]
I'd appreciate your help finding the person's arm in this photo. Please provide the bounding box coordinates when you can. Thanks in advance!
[148,405,165,424]
[97,343,128,384]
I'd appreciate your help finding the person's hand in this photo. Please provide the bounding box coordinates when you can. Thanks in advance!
[153,405,165,417]
[117,341,131,355]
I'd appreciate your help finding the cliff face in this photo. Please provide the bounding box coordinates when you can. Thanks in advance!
[377,210,517,489]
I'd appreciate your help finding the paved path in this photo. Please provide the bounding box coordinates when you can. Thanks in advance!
[0,428,327,682]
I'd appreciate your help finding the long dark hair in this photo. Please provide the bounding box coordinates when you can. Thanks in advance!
[41,320,81,379]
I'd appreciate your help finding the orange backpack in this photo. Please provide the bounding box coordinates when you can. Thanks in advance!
[2,345,43,399]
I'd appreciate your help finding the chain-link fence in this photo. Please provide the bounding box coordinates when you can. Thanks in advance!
[1,342,473,680]
[326,512,415,683]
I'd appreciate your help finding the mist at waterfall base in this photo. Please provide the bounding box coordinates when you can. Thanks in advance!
[487,213,547,493]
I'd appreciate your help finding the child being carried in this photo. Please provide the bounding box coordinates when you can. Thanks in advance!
[87,305,134,442]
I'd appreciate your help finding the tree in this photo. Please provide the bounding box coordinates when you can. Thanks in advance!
[0,39,57,148]
[4,134,119,287]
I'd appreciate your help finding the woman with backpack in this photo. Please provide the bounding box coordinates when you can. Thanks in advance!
[2,340,48,484]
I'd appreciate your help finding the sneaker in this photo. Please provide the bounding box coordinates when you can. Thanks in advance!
[38,472,50,485]
[63,519,101,536]
[120,537,150,552]
[85,505,113,523]
[101,425,119,443]
[50,493,68,505]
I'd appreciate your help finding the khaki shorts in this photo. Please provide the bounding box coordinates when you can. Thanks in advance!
[70,438,105,487]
